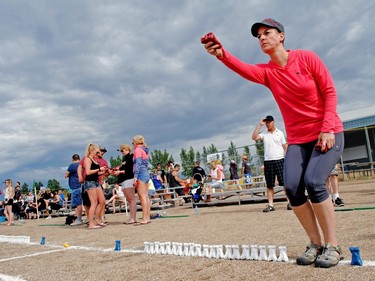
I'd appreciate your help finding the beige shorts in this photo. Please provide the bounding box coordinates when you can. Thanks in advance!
[121,178,134,189]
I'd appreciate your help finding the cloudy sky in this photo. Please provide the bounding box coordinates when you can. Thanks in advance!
[0,0,374,189]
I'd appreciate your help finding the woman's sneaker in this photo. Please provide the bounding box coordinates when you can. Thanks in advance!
[70,219,84,226]
[262,205,275,212]
[296,242,323,265]
[334,197,345,207]
[315,243,343,268]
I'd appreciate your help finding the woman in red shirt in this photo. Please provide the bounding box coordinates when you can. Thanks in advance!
[202,18,344,268]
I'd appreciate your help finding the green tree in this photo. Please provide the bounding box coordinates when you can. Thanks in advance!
[21,182,29,194]
[243,146,251,158]
[149,149,174,169]
[180,147,195,177]
[105,155,124,185]
[32,181,43,193]
[227,141,240,165]
[47,179,61,192]
[195,151,202,162]
[109,155,123,168]
[255,141,264,163]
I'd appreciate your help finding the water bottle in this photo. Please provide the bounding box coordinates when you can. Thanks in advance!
[194,205,199,215]
[162,209,167,217]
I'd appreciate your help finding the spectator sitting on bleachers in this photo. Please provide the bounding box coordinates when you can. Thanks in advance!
[106,182,127,213]
[45,191,64,219]
[205,161,224,202]
[26,195,47,219]
[41,188,53,211]
[151,169,166,202]
[169,164,187,206]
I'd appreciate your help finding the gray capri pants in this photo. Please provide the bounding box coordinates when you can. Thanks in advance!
[284,132,344,206]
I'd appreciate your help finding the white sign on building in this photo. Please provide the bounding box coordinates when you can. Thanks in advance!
[206,153,222,163]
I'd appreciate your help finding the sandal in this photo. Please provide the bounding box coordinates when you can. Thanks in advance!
[134,221,150,226]
[123,220,136,225]
[315,243,343,268]
[296,242,323,265]
[88,225,102,229]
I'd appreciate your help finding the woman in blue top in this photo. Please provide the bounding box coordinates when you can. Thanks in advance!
[133,135,151,225]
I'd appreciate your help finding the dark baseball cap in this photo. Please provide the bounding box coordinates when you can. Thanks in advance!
[263,115,274,122]
[99,146,107,152]
[251,18,284,37]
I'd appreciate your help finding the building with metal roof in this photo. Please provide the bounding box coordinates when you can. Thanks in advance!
[339,105,375,170]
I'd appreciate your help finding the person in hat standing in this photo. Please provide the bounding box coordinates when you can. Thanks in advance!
[240,155,252,188]
[113,144,137,224]
[202,18,344,268]
[252,115,288,212]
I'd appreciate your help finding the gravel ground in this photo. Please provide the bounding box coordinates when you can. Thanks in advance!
[0,178,374,281]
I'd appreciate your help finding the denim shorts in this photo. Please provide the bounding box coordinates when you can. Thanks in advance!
[137,172,150,184]
[84,180,99,191]
[71,188,83,208]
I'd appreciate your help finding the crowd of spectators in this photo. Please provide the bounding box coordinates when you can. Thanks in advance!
[0,183,68,223]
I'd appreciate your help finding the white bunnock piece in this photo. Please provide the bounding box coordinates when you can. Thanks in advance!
[232,244,241,260]
[187,243,195,257]
[268,245,277,261]
[202,244,210,258]
[277,246,289,262]
[258,245,268,261]
[149,242,155,254]
[165,242,172,255]
[195,244,203,257]
[171,242,178,255]
[223,245,233,259]
[208,245,216,259]
[154,241,160,254]
[216,245,225,259]
[250,244,259,260]
[177,243,183,256]
[159,242,166,255]
[241,245,251,260]
[183,243,190,256]
[144,242,150,254]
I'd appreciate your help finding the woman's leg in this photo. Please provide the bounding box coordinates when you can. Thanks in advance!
[96,188,106,223]
[87,189,98,227]
[123,187,137,223]
[4,205,13,225]
[110,195,119,213]
[312,199,338,246]
[106,195,116,205]
[4,205,9,222]
[304,133,344,247]
[137,180,150,223]
[292,201,322,245]
[284,143,322,245]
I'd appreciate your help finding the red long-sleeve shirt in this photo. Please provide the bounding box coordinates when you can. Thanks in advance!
[218,49,344,144]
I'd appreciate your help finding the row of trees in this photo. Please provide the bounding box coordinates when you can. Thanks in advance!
[27,141,264,190]
[17,179,63,194]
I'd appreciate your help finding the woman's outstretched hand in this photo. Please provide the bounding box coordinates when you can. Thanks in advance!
[201,32,223,57]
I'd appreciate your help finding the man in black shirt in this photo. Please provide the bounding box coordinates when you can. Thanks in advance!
[192,161,206,182]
